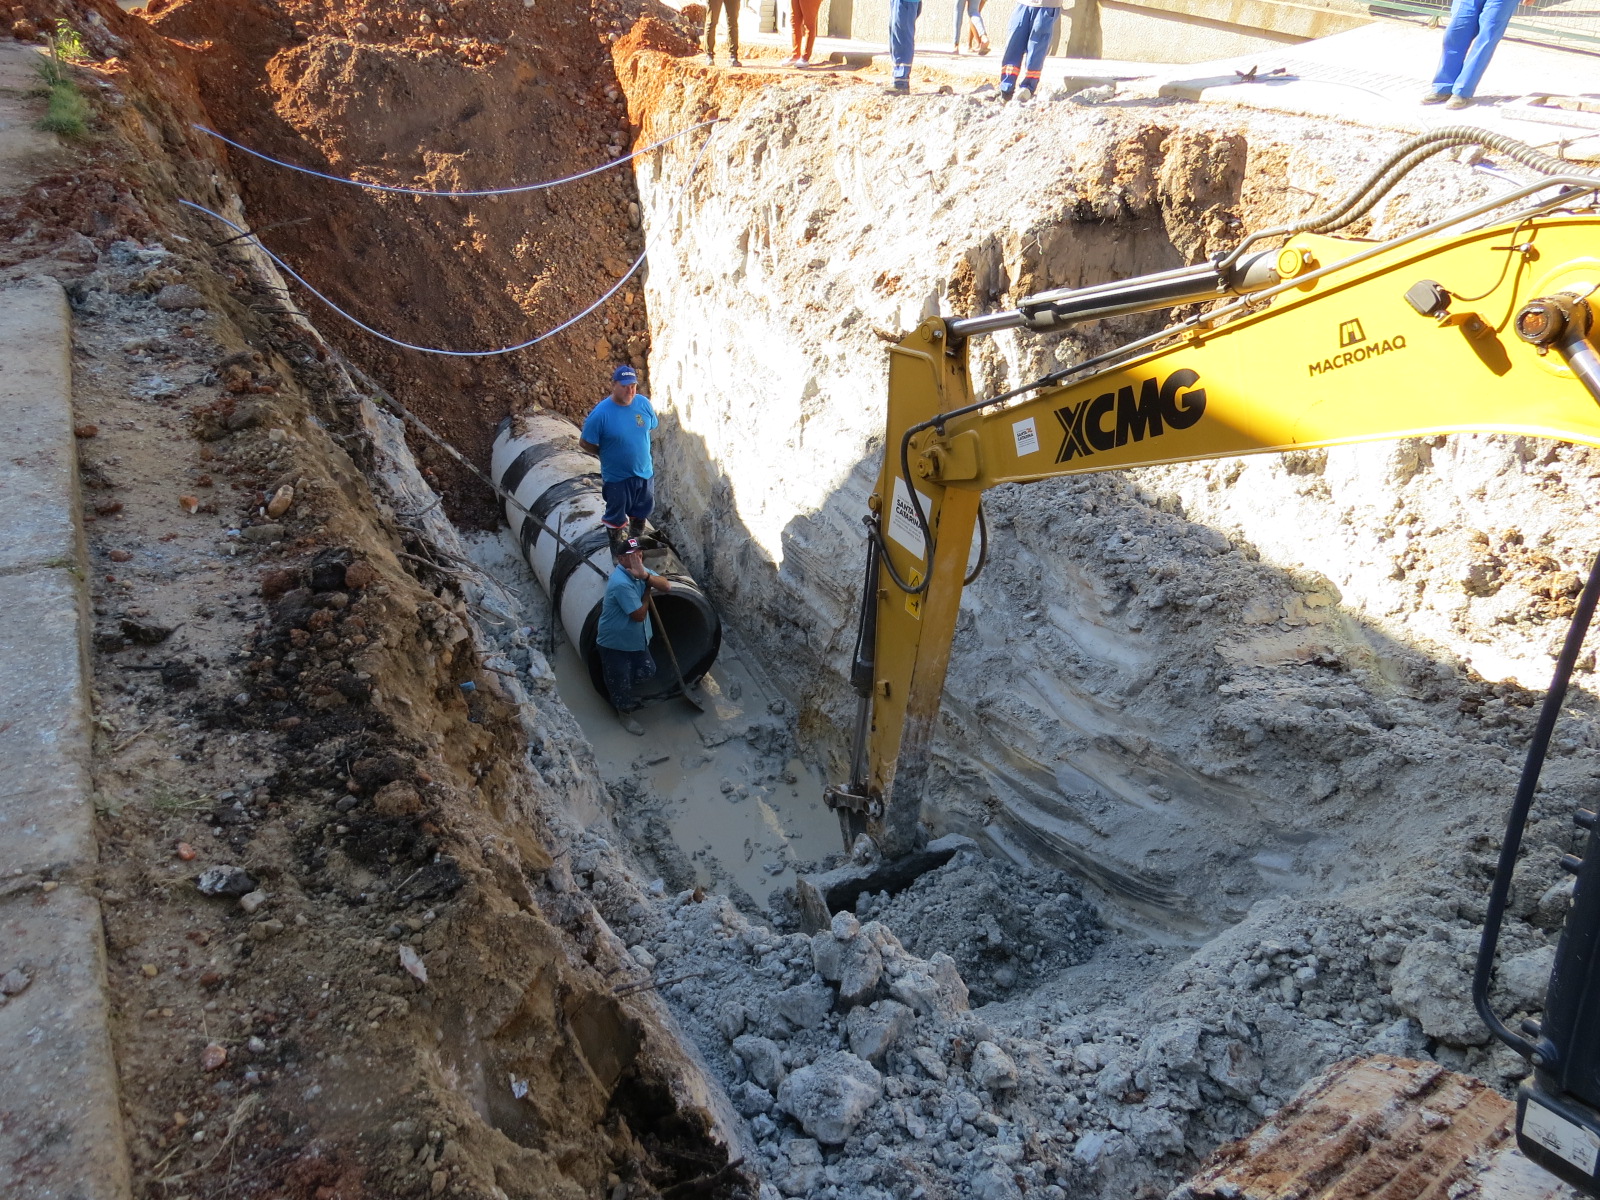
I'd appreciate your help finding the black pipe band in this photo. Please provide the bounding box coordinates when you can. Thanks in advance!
[500,437,582,497]
[551,527,614,616]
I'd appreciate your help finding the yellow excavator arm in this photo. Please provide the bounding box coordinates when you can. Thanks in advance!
[827,128,1600,1197]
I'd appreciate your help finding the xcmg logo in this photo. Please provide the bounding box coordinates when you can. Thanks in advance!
[1054,369,1207,463]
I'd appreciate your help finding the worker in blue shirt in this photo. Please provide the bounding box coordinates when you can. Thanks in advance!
[596,537,673,734]
[580,365,659,553]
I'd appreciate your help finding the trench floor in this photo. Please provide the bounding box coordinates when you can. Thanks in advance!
[467,529,841,907]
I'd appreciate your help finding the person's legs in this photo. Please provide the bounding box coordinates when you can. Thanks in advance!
[889,0,920,84]
[600,478,629,532]
[601,646,643,712]
[1019,5,1056,94]
[725,0,740,61]
[1454,0,1517,97]
[623,477,654,539]
[630,650,658,695]
[954,0,969,49]
[969,0,989,48]
[790,0,805,58]
[1431,0,1485,93]
[704,0,721,57]
[797,0,821,59]
[998,2,1033,96]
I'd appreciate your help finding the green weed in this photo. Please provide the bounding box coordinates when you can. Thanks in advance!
[32,22,91,138]
[50,19,88,63]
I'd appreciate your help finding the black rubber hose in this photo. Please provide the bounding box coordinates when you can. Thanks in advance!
[1474,545,1600,1062]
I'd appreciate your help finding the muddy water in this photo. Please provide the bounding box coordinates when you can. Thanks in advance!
[466,530,841,906]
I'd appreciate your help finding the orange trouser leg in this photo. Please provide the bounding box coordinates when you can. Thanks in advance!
[792,0,822,58]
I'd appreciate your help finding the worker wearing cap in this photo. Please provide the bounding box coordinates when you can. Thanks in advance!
[596,536,672,734]
[580,365,659,551]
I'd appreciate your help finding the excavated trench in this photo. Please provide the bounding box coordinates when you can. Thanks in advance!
[64,0,1600,1195]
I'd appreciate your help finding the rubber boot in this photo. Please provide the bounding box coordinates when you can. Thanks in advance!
[627,516,646,544]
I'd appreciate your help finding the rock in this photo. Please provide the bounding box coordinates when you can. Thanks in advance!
[971,1164,1023,1200]
[889,952,969,1018]
[811,930,844,981]
[259,568,301,599]
[196,865,256,897]
[73,423,98,438]
[201,1042,227,1070]
[844,999,913,1063]
[775,980,833,1030]
[238,890,268,915]
[154,283,206,311]
[372,781,423,817]
[1204,1037,1263,1100]
[240,524,285,544]
[837,936,883,1007]
[970,1040,1019,1091]
[1497,945,1555,1011]
[734,1081,774,1116]
[0,967,31,996]
[1390,938,1489,1045]
[119,618,172,645]
[831,910,860,940]
[1143,1018,1205,1075]
[1365,1016,1428,1059]
[776,1052,882,1144]
[909,1045,947,1080]
[712,1001,747,1040]
[343,560,379,589]
[266,485,295,518]
[734,1035,786,1090]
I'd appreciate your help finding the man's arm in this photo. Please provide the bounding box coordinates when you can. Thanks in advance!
[579,438,600,454]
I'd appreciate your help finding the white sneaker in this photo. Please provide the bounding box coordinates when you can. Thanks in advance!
[1017,85,1035,103]
[782,55,800,66]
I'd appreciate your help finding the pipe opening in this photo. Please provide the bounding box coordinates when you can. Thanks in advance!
[580,570,722,704]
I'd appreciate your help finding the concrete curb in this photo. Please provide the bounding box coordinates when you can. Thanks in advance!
[0,279,133,1200]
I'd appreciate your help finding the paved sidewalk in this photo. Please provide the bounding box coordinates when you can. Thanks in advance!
[0,278,132,1200]
[1138,24,1600,160]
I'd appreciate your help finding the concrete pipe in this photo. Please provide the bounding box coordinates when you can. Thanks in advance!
[491,411,722,703]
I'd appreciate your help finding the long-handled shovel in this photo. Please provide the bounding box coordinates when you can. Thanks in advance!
[647,591,705,712]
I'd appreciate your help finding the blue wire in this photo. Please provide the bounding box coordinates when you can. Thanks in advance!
[176,124,715,358]
[192,118,718,198]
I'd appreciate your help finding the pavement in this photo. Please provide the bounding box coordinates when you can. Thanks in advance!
[0,259,132,1197]
[737,23,1600,159]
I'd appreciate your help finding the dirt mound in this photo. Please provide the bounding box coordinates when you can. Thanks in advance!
[614,14,699,59]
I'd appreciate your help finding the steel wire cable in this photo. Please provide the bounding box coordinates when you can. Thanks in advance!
[178,120,717,357]
[192,119,719,197]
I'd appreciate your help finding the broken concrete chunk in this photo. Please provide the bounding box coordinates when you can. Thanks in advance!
[776,1051,883,1144]
[831,910,860,940]
[970,1040,1019,1091]
[811,930,843,982]
[733,1080,774,1117]
[713,1001,748,1041]
[734,1034,786,1090]
[844,999,913,1064]
[888,953,969,1019]
[775,980,833,1030]
[1203,1037,1263,1100]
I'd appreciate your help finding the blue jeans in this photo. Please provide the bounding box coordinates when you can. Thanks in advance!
[890,0,921,80]
[954,0,987,45]
[600,646,656,712]
[1431,0,1515,98]
[601,475,654,528]
[1000,3,1057,94]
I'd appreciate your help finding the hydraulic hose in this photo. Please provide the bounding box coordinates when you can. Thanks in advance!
[1222,126,1595,271]
[1473,546,1600,1064]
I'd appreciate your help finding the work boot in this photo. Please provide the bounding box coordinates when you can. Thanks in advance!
[729,54,742,66]
[617,709,645,736]
[607,526,628,557]
[1017,85,1035,103]
[1445,94,1472,110]
[628,516,646,542]
[1420,90,1450,104]
[999,86,1013,102]
[890,78,910,94]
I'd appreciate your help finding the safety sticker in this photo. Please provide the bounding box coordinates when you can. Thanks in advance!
[905,568,923,620]
[1013,416,1041,457]
[1523,1099,1600,1175]
[887,477,932,559]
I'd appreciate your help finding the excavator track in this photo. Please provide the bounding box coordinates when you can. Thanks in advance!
[1174,1056,1576,1200]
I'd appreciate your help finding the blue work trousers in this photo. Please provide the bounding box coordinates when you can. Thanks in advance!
[890,0,921,80]
[1000,3,1058,94]
[1431,0,1516,99]
[600,646,656,713]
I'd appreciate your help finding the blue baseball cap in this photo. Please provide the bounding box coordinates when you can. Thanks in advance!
[612,365,638,384]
